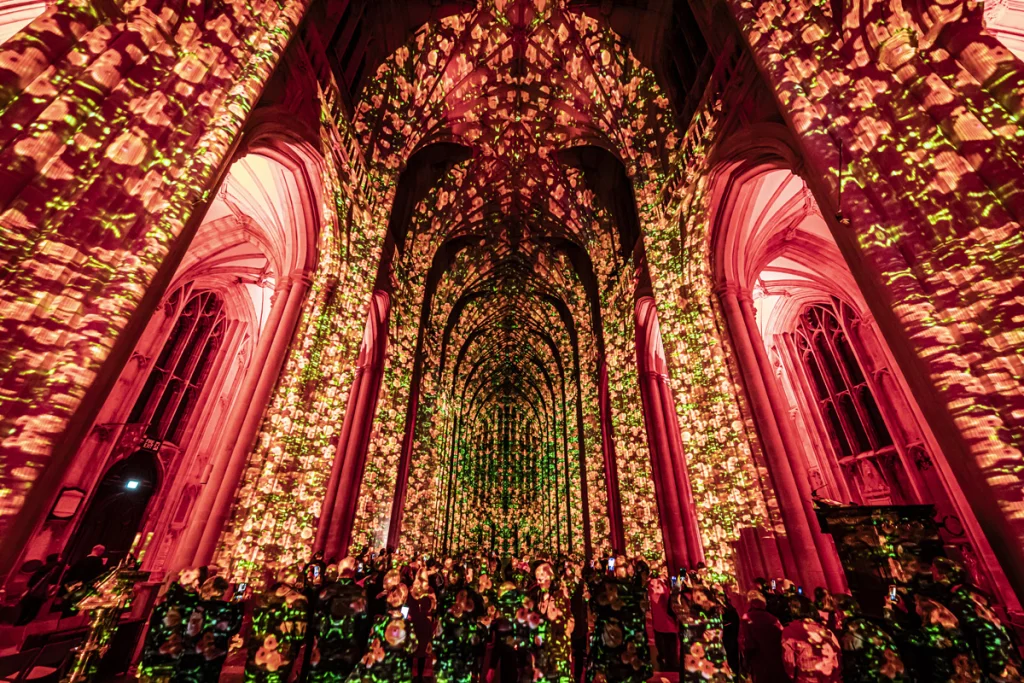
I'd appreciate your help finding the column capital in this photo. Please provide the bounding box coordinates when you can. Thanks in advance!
[713,282,752,303]
[287,270,314,288]
[712,283,734,300]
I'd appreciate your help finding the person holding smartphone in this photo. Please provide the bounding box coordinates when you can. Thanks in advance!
[345,574,418,682]
[308,557,370,683]
[649,575,679,671]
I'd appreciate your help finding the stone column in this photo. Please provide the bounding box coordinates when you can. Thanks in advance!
[598,358,626,554]
[657,376,705,567]
[387,355,422,551]
[193,271,311,565]
[318,327,387,559]
[315,364,366,555]
[638,367,690,572]
[737,292,847,592]
[717,285,824,588]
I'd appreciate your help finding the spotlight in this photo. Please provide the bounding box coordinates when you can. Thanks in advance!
[125,479,141,490]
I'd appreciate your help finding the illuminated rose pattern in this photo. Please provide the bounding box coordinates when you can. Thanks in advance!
[0,0,309,536]
[7,0,1016,591]
[344,0,767,570]
[728,0,1024,560]
[214,91,387,582]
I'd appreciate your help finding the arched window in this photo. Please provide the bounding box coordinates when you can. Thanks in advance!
[792,300,900,503]
[127,289,226,446]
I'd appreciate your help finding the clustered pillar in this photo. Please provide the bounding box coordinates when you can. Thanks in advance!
[317,293,390,559]
[635,299,704,574]
[717,284,845,592]
[176,271,312,570]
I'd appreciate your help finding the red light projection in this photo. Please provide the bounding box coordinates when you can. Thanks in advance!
[0,0,309,540]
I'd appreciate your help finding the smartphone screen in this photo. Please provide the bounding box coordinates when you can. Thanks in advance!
[608,558,615,571]
[797,586,803,596]
[358,562,364,573]
[888,585,897,600]
[401,605,410,618]
[771,579,777,590]
[233,583,247,601]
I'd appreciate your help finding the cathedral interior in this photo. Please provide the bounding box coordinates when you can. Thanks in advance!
[1,0,1024,679]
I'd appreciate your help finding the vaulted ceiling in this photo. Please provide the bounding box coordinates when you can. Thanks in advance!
[339,0,710,554]
[284,0,716,557]
[315,0,713,126]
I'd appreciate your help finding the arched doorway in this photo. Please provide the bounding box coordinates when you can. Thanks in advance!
[64,452,159,567]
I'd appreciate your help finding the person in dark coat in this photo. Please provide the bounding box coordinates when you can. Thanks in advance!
[407,567,436,683]
[570,568,590,683]
[59,544,108,615]
[63,545,107,587]
[738,591,786,683]
[722,599,740,675]
[309,559,371,683]
[15,553,62,625]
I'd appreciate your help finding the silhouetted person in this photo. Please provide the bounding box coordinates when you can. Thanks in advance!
[570,569,590,682]
[739,591,786,683]
[649,576,679,671]
[60,544,107,615]
[723,599,740,675]
[15,554,62,625]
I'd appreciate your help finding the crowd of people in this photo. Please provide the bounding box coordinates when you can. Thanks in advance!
[729,557,1023,683]
[137,550,656,683]
[15,543,1022,683]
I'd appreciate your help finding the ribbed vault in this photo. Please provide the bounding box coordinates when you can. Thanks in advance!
[349,0,683,561]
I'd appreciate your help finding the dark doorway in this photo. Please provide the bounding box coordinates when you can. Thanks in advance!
[65,452,159,567]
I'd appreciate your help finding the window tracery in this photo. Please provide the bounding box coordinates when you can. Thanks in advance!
[127,289,227,447]
[790,299,903,505]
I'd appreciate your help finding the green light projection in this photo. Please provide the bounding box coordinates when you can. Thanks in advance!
[347,0,772,571]
[729,0,1024,566]
[0,0,310,538]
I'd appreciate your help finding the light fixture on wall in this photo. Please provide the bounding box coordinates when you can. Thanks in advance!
[49,488,86,519]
